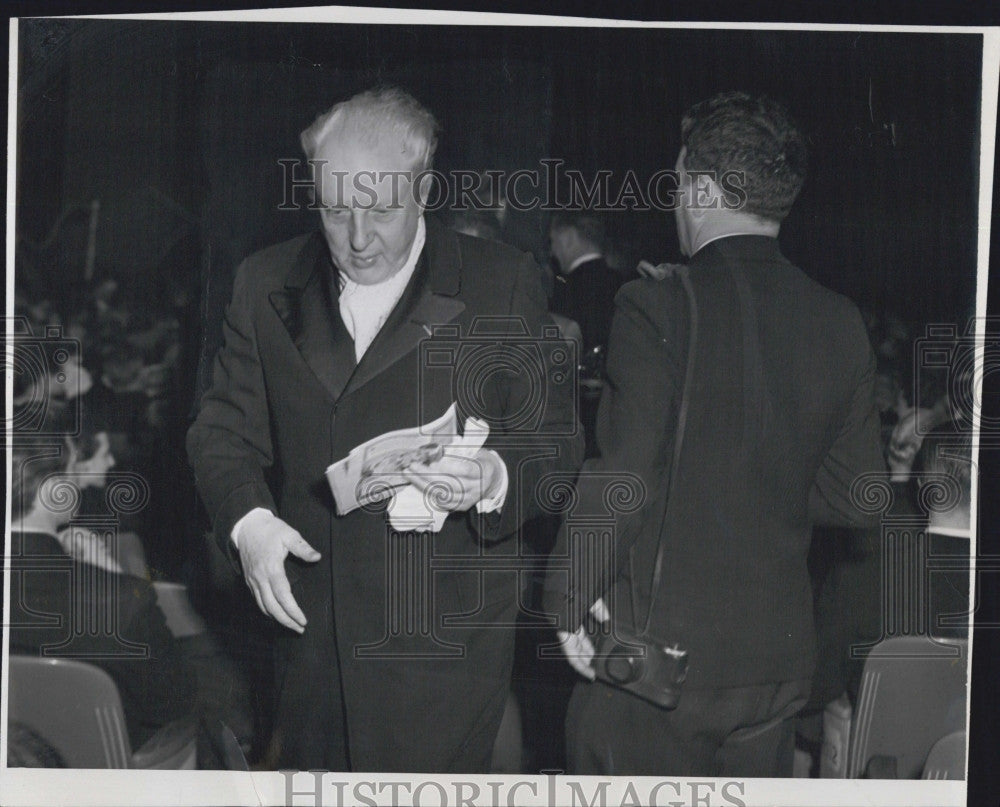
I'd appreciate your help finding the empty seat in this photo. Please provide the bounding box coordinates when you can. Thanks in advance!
[922,730,966,780]
[7,655,195,769]
[847,636,967,778]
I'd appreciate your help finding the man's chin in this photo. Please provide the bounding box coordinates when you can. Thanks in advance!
[340,258,398,285]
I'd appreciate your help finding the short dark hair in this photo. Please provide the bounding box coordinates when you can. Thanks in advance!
[681,91,808,222]
[550,212,607,252]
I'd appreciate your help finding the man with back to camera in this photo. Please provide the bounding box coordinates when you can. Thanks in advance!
[544,91,885,776]
[548,212,622,357]
[186,87,583,772]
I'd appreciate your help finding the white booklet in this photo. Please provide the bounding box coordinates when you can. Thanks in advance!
[325,403,490,530]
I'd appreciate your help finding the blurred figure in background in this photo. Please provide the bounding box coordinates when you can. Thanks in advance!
[9,409,196,749]
[548,212,622,357]
[548,212,621,457]
[444,209,503,242]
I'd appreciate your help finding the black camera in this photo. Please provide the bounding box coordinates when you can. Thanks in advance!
[590,622,688,710]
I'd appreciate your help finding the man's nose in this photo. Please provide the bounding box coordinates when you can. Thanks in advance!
[349,211,373,251]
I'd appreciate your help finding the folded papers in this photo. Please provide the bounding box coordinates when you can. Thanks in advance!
[325,403,490,532]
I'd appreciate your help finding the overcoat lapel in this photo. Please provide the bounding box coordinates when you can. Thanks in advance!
[268,219,467,404]
[268,233,357,402]
[340,218,466,399]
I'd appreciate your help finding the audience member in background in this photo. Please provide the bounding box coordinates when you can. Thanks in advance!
[805,408,972,763]
[548,212,622,357]
[548,212,620,456]
[9,410,196,749]
[10,406,254,752]
[891,421,972,638]
[886,394,954,488]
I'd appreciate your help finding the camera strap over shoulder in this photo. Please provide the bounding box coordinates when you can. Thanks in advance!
[639,264,698,639]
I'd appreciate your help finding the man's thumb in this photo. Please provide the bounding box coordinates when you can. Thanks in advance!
[287,535,321,562]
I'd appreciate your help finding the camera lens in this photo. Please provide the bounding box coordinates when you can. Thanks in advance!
[604,645,643,684]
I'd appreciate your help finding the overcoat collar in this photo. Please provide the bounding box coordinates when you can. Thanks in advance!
[269,217,466,402]
[689,234,788,268]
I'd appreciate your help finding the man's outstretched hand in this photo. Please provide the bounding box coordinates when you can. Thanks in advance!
[237,510,320,633]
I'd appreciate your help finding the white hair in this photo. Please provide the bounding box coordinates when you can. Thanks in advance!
[300,86,439,172]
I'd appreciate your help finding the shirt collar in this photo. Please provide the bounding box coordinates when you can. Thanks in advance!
[696,232,773,253]
[566,252,603,274]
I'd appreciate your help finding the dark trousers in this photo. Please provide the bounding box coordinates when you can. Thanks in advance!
[566,678,811,776]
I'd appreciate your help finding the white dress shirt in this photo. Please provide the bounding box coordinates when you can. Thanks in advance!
[338,217,426,362]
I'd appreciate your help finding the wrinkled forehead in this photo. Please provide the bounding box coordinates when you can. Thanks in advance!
[312,127,422,208]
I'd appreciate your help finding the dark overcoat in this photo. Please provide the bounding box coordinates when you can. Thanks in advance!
[546,236,885,690]
[188,216,584,771]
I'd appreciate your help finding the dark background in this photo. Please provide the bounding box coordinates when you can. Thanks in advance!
[17,21,981,325]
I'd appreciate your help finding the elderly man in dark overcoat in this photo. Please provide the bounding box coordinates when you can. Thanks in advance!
[188,87,583,772]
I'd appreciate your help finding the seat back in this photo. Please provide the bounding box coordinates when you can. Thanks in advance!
[922,730,967,779]
[7,656,131,768]
[847,636,967,778]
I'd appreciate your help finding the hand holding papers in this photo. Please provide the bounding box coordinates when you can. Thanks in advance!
[326,404,504,532]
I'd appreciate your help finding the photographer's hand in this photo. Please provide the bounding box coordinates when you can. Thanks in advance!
[235,510,320,633]
[557,598,610,680]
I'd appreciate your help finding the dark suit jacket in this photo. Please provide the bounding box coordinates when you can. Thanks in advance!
[8,530,195,748]
[545,236,885,690]
[187,216,583,771]
[550,256,622,354]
